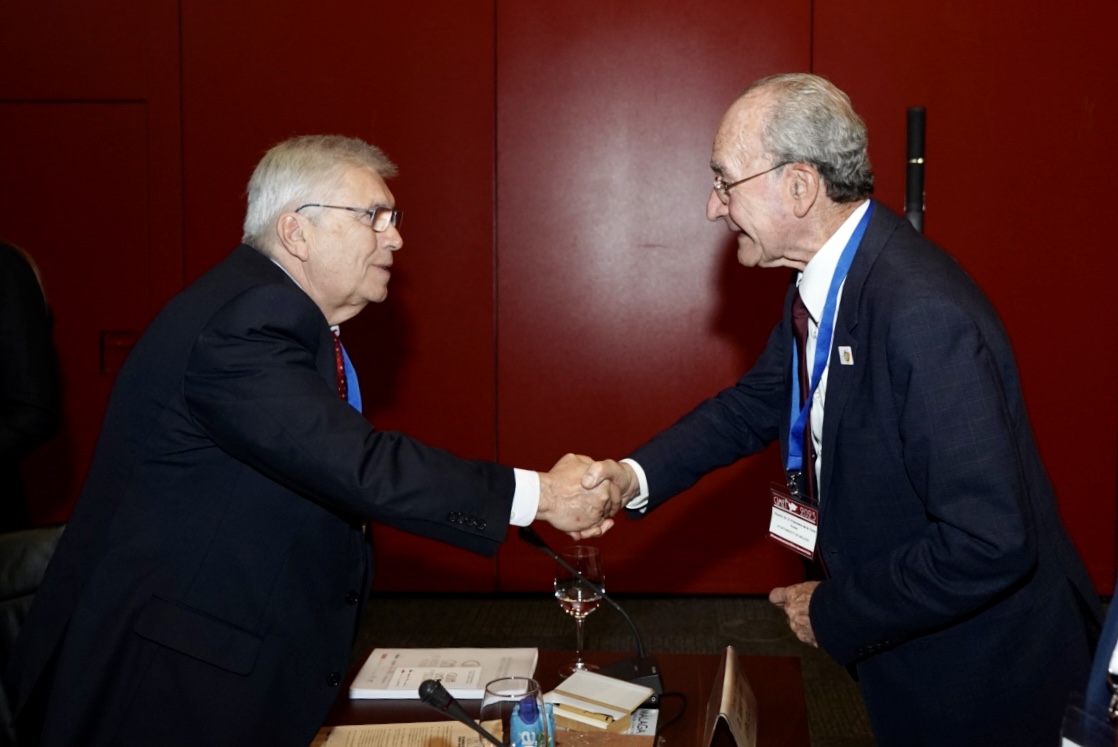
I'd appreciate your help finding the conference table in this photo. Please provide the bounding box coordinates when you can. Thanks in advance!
[325,650,810,745]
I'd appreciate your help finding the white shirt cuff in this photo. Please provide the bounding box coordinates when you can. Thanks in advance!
[621,458,650,513]
[510,468,540,526]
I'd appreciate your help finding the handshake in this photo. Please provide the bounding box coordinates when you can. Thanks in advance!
[533,454,642,540]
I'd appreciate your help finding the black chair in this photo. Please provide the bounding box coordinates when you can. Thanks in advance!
[0,526,64,747]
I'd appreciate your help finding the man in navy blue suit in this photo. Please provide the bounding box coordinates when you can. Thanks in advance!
[7,135,620,746]
[1075,577,1118,743]
[585,74,1102,745]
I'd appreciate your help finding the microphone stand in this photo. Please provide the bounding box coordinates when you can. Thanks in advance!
[905,106,926,233]
[518,526,663,704]
[418,679,504,747]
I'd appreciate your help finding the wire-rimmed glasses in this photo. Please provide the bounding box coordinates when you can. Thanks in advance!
[295,203,402,232]
[712,161,789,204]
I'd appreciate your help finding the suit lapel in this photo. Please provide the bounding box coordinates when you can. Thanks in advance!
[817,202,898,505]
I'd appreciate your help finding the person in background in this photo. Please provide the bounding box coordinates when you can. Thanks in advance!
[0,242,61,532]
[6,135,621,747]
[584,73,1102,745]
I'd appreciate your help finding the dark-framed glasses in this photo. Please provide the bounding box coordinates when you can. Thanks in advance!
[295,203,402,232]
[712,162,789,204]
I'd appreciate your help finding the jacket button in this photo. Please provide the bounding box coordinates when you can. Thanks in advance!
[328,672,342,687]
[447,511,460,523]
[345,591,360,605]
[476,520,487,530]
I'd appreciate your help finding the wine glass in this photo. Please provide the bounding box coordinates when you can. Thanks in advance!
[479,676,550,747]
[554,545,604,676]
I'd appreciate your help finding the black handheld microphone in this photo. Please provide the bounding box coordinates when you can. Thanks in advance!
[518,526,663,703]
[905,105,926,234]
[418,679,504,747]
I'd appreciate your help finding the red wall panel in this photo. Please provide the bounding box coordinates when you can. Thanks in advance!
[1,104,150,522]
[180,1,500,590]
[0,1,182,521]
[496,1,812,593]
[814,0,1118,589]
[7,0,1113,594]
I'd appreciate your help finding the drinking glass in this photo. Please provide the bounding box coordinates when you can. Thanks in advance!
[479,676,550,747]
[554,545,604,676]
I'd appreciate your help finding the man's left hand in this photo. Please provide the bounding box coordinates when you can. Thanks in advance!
[769,581,821,647]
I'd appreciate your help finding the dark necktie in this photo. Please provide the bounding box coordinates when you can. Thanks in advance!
[791,290,817,504]
[332,330,347,402]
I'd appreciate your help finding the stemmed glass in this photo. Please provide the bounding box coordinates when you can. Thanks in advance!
[554,545,604,676]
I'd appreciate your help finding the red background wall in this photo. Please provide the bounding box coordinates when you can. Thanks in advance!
[2,1,1114,594]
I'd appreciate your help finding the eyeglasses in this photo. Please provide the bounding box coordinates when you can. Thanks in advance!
[712,162,789,204]
[295,203,402,232]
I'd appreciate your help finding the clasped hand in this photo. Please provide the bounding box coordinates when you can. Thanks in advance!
[536,454,624,539]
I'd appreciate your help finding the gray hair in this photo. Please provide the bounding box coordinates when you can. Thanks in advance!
[743,73,873,203]
[242,134,398,248]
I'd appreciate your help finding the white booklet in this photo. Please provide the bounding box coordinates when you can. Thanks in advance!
[348,647,539,700]
[544,669,654,733]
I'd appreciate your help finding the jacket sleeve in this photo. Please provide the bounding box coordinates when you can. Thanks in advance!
[182,284,514,555]
[628,316,789,514]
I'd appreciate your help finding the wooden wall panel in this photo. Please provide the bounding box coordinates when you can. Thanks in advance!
[0,1,182,522]
[7,0,1113,594]
[1,104,150,522]
[495,0,812,593]
[180,1,500,590]
[813,0,1118,590]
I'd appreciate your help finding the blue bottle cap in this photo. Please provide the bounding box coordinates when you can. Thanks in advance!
[518,696,540,724]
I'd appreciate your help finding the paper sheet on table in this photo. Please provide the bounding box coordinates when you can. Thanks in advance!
[310,719,502,746]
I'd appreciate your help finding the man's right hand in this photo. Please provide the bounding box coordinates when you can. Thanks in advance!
[535,454,622,540]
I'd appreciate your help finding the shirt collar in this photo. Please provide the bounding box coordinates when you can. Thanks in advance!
[796,200,870,322]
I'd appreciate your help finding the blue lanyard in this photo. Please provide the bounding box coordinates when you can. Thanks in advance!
[787,202,873,472]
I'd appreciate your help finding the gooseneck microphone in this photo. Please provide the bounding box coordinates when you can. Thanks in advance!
[418,679,504,747]
[905,105,926,234]
[518,526,663,702]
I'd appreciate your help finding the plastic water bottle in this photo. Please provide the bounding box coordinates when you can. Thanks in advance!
[509,697,549,747]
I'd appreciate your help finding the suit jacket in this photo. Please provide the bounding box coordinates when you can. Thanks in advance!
[6,245,516,746]
[629,204,1102,745]
[0,243,61,530]
[1083,575,1118,732]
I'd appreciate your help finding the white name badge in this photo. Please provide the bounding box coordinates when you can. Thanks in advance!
[769,483,818,559]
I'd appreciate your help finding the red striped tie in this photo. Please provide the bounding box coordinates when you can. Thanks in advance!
[332,330,347,402]
[791,291,816,504]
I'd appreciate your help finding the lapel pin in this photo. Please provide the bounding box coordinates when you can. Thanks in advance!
[838,346,854,365]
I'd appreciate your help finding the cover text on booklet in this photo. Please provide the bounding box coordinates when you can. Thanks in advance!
[349,648,539,700]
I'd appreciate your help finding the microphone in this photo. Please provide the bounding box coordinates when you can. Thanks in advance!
[418,679,504,747]
[905,105,926,234]
[518,526,663,703]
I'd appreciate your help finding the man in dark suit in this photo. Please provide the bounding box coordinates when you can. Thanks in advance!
[1076,575,1118,743]
[6,135,620,746]
[0,242,61,531]
[584,74,1102,744]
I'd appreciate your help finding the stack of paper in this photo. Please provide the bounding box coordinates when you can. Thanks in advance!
[544,670,654,734]
[348,647,539,699]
